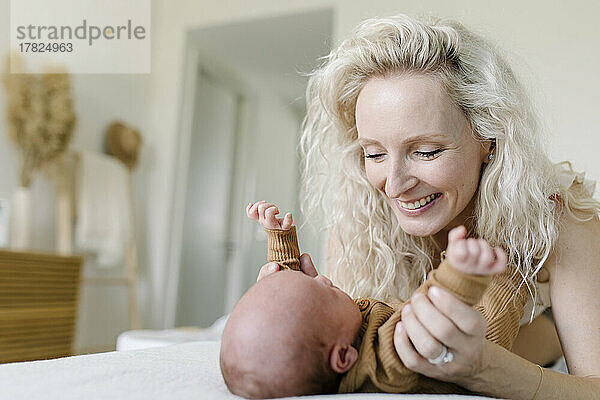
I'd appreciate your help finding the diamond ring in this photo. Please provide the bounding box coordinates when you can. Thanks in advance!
[427,344,454,365]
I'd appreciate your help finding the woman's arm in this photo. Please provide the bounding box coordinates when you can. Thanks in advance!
[466,340,600,399]
[547,212,600,376]
[395,286,600,399]
[395,212,600,399]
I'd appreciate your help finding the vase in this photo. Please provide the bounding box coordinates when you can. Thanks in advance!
[10,186,32,250]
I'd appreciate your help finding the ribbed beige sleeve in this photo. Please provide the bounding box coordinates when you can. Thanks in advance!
[264,226,301,271]
[412,259,490,304]
[474,267,530,350]
[339,260,490,394]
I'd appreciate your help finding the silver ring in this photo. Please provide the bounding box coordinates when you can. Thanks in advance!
[427,345,454,365]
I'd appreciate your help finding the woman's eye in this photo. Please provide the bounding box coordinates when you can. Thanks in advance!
[364,153,385,161]
[415,149,443,159]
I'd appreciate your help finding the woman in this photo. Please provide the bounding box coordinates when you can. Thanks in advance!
[259,14,600,398]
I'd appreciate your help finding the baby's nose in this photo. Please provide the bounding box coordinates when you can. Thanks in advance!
[315,274,333,287]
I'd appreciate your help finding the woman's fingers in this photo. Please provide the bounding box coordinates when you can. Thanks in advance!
[394,322,428,371]
[256,262,280,281]
[299,253,318,277]
[428,286,486,336]
[409,293,466,349]
[401,303,446,360]
[257,254,316,282]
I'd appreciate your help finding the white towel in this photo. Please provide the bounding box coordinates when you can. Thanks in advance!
[75,151,131,268]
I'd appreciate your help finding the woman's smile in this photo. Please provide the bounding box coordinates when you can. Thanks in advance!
[395,193,442,215]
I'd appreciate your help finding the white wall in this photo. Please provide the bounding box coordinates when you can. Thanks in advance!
[0,0,598,342]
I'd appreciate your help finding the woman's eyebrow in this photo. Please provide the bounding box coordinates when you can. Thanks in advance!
[402,133,447,145]
[357,138,382,146]
[358,133,447,146]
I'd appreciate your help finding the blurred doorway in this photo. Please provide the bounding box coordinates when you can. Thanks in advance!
[168,8,333,328]
[175,69,243,327]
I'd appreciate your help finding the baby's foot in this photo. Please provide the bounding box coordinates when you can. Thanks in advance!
[445,226,507,276]
[246,201,293,230]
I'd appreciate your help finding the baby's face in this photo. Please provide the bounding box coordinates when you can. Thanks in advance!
[279,270,362,335]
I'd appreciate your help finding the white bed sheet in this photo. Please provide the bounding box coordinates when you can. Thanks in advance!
[0,341,497,400]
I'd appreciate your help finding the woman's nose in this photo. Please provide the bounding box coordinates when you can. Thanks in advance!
[384,160,417,198]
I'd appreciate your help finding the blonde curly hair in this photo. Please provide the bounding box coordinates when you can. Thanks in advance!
[299,14,600,310]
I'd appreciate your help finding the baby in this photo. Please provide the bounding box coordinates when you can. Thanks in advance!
[220,201,507,399]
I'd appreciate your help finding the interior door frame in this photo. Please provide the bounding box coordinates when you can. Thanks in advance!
[163,34,255,328]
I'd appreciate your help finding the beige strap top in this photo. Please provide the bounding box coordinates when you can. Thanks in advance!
[519,162,596,325]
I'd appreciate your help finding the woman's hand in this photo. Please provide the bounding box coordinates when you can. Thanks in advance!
[256,253,318,281]
[393,286,489,385]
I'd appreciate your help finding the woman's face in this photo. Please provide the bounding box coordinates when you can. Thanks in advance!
[355,73,490,242]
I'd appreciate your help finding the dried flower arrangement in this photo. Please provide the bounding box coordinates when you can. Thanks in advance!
[3,55,76,187]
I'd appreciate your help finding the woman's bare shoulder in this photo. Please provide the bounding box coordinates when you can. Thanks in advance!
[546,211,600,376]
[545,210,600,276]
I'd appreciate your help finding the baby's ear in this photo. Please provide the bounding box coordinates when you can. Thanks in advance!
[329,344,358,373]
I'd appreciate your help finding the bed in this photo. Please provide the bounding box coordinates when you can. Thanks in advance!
[0,340,497,399]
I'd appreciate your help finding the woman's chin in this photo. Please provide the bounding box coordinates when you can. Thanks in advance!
[393,213,445,238]
[401,226,440,237]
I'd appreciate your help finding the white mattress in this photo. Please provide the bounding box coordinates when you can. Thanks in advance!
[0,341,496,399]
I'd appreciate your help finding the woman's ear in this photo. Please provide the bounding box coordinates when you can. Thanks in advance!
[482,138,496,164]
[329,344,359,373]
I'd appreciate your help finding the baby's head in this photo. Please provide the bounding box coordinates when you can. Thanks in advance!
[220,270,362,399]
